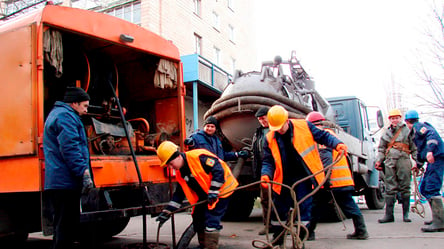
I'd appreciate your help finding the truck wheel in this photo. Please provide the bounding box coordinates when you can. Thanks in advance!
[222,190,255,221]
[0,209,29,246]
[365,176,386,209]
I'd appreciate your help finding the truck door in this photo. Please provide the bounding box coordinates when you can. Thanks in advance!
[0,24,37,157]
[359,101,371,157]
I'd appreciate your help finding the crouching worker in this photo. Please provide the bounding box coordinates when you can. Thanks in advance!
[156,141,239,249]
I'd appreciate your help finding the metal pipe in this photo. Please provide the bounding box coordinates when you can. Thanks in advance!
[107,79,148,249]
[211,90,312,113]
[205,96,308,119]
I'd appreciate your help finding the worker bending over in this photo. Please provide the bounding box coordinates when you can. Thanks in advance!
[156,141,238,248]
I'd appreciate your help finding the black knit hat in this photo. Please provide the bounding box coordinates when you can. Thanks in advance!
[204,116,218,127]
[63,87,90,103]
[255,106,270,117]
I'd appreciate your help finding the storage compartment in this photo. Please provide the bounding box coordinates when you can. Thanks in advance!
[43,27,181,156]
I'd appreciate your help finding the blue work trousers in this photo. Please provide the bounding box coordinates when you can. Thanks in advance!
[192,197,230,232]
[271,180,313,228]
[420,158,444,200]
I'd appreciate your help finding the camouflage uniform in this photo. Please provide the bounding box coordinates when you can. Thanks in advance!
[377,123,417,222]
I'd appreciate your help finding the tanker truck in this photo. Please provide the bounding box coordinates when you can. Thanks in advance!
[204,51,385,220]
[0,5,185,244]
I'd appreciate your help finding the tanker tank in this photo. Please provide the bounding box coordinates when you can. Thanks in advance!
[204,51,335,151]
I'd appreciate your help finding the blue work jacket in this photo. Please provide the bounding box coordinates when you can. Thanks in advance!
[43,101,90,190]
[188,130,237,161]
[412,122,444,162]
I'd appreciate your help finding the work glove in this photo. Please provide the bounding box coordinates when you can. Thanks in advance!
[207,193,219,209]
[375,161,383,171]
[335,143,348,157]
[82,169,94,194]
[261,175,271,189]
[155,210,170,227]
[184,138,194,146]
[237,150,250,159]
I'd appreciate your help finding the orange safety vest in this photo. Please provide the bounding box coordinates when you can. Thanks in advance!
[175,149,239,208]
[323,128,354,188]
[266,119,325,194]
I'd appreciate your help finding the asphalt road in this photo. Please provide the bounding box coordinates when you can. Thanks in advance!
[19,201,444,249]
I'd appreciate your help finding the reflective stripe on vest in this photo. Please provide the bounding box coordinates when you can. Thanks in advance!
[266,119,325,194]
[324,128,354,188]
[176,149,239,206]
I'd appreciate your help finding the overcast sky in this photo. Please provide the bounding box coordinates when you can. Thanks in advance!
[254,0,437,111]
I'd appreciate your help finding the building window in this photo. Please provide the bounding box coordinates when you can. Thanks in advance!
[194,33,202,54]
[194,0,201,16]
[214,47,221,65]
[5,0,62,16]
[227,0,234,11]
[228,24,235,42]
[212,11,220,30]
[231,57,236,74]
[104,1,141,25]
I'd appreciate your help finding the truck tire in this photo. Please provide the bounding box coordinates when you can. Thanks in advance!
[222,190,255,221]
[0,209,29,246]
[364,176,386,209]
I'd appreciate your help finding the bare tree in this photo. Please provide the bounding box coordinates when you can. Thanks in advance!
[414,1,444,110]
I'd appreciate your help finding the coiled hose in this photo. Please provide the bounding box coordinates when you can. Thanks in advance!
[411,168,426,218]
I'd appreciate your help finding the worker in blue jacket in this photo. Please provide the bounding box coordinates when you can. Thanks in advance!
[184,116,249,161]
[44,87,94,249]
[405,110,444,233]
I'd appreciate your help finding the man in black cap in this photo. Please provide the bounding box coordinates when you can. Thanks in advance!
[44,87,93,249]
[184,115,249,161]
[252,106,273,235]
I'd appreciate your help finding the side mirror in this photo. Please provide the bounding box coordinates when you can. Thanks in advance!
[376,110,384,128]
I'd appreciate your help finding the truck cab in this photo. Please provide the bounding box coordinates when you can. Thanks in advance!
[327,96,385,209]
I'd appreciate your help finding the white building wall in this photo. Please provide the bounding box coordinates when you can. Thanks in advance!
[140,0,257,75]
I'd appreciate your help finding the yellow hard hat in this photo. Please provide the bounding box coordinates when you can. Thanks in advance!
[157,141,179,167]
[388,109,402,118]
[267,105,288,131]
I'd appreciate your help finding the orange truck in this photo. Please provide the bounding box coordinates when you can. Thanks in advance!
[0,5,185,243]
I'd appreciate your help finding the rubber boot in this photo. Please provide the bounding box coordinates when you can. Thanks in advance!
[258,226,276,235]
[270,226,285,248]
[197,232,205,248]
[424,200,433,225]
[203,231,219,249]
[402,196,412,222]
[421,197,444,232]
[378,196,395,223]
[346,215,369,240]
[306,221,316,241]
